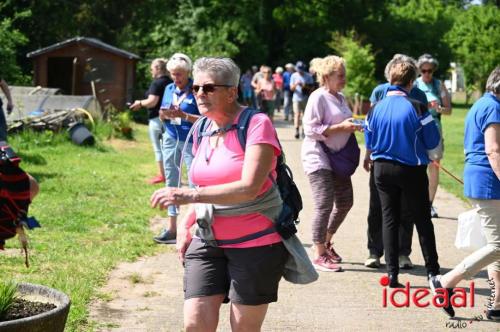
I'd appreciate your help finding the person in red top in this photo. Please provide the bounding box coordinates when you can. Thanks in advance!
[273,67,284,114]
[151,57,287,332]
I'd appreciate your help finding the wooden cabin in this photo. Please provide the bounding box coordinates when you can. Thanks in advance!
[27,37,140,110]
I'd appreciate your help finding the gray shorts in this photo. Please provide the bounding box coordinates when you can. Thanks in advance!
[184,239,288,305]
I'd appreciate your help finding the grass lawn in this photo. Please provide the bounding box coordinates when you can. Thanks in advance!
[0,124,169,331]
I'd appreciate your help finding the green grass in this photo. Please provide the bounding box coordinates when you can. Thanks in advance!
[0,123,169,331]
[0,281,18,318]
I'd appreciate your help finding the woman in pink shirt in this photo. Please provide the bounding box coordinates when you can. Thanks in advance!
[256,66,277,121]
[302,55,362,272]
[273,67,284,113]
[151,57,287,331]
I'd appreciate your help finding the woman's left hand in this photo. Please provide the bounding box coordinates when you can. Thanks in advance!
[150,187,193,209]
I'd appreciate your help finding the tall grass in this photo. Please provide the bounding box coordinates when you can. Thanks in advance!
[0,281,18,319]
[1,123,167,331]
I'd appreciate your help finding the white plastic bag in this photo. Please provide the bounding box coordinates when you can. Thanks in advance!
[455,209,487,250]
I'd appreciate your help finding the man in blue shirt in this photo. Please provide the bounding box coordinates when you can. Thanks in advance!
[365,59,441,288]
[282,63,294,121]
[364,55,428,270]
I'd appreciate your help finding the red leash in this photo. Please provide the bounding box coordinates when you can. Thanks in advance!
[432,161,464,185]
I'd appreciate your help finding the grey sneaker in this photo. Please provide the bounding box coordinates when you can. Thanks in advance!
[153,229,176,244]
[364,255,381,268]
[431,205,439,218]
[399,255,413,269]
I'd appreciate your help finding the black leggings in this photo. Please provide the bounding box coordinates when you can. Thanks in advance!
[374,159,440,276]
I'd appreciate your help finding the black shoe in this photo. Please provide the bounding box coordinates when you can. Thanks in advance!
[486,309,500,320]
[153,229,176,244]
[429,275,455,317]
[427,271,439,281]
[388,273,404,288]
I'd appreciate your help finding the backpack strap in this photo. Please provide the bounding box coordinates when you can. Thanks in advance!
[235,107,261,151]
[194,116,211,149]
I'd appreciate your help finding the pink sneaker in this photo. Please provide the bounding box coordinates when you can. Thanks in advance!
[312,253,343,272]
[326,242,342,263]
[148,175,165,184]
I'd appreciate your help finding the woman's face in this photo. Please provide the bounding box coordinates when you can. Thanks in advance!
[326,66,346,92]
[169,68,189,88]
[420,64,434,82]
[150,64,158,78]
[193,71,235,116]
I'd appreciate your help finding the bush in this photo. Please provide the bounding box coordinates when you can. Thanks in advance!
[328,30,376,101]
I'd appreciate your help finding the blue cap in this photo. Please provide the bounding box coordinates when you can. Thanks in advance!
[295,61,306,71]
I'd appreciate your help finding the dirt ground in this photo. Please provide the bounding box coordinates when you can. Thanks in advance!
[89,115,496,331]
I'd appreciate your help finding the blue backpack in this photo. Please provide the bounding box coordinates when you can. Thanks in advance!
[194,108,302,240]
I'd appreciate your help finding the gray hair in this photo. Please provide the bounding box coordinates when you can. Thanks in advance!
[384,54,417,81]
[167,52,192,73]
[417,53,439,70]
[192,57,240,87]
[486,66,500,94]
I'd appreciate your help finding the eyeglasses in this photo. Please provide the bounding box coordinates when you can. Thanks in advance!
[421,69,433,74]
[192,84,232,94]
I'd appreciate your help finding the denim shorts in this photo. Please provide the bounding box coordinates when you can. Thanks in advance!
[184,239,288,305]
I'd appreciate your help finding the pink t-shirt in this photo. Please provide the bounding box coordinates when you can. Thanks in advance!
[301,87,353,175]
[258,79,276,101]
[190,110,282,248]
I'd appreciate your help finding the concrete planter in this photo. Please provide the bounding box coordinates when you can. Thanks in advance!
[0,283,71,332]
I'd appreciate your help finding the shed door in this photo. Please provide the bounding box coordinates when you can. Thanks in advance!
[47,57,76,94]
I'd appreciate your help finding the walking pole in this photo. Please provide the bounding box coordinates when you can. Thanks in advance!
[432,161,464,185]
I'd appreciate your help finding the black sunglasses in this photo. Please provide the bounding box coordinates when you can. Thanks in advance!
[192,84,232,94]
[421,69,433,74]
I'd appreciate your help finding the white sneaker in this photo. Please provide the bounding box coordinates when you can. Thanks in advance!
[364,255,381,268]
[399,255,413,269]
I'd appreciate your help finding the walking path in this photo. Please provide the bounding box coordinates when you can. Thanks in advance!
[90,114,495,331]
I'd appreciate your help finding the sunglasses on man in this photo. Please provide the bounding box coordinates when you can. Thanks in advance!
[421,69,433,74]
[192,84,233,94]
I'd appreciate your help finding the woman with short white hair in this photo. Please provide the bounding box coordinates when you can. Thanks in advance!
[415,53,452,219]
[153,53,201,244]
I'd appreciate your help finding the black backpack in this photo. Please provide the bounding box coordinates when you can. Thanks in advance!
[195,108,302,240]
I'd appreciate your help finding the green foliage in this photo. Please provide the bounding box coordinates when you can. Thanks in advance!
[328,31,376,100]
[0,8,30,84]
[445,4,500,93]
[0,281,18,318]
[365,0,455,80]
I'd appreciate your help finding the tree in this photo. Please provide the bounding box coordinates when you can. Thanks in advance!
[445,4,500,97]
[328,31,376,102]
[0,9,30,84]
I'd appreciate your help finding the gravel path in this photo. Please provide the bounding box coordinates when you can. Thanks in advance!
[89,115,495,331]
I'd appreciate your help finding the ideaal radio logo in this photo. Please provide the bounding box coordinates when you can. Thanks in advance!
[379,275,475,309]
[379,276,494,328]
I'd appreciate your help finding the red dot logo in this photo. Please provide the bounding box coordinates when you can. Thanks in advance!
[380,275,390,286]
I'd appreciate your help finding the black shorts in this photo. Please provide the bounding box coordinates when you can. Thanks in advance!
[184,238,288,305]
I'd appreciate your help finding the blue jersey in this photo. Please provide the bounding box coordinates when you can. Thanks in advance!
[463,92,500,199]
[160,81,200,141]
[369,82,428,107]
[365,86,440,166]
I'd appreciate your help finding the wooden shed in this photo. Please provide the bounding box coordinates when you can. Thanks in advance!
[27,37,140,110]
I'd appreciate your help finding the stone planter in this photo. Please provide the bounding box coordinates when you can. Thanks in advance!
[0,283,71,332]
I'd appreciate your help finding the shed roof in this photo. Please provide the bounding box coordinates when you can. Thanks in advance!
[26,37,140,60]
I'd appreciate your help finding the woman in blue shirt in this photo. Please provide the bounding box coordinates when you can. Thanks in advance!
[365,59,441,288]
[154,53,201,244]
[429,67,500,319]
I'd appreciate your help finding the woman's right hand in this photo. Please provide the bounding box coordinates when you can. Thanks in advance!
[176,227,192,264]
[337,118,362,133]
